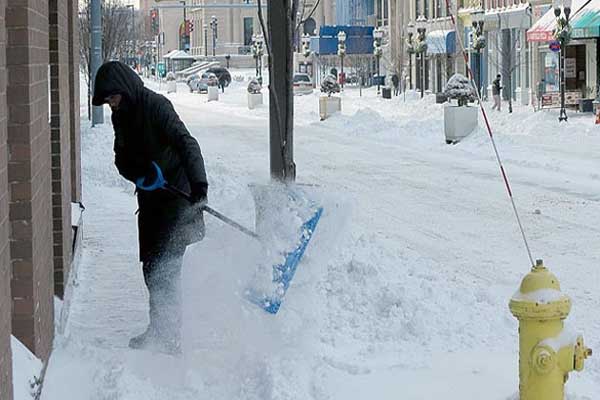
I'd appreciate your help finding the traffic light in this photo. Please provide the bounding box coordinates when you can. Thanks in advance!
[188,20,194,33]
[150,9,159,35]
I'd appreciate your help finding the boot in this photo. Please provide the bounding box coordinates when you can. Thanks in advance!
[128,325,156,349]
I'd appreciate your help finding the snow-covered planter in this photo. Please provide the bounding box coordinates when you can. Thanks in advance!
[319,96,341,121]
[319,74,341,120]
[443,74,477,144]
[443,103,478,144]
[166,72,177,93]
[247,79,263,109]
[207,86,219,101]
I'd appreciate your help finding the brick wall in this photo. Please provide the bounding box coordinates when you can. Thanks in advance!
[0,0,14,397]
[68,0,81,204]
[49,0,72,298]
[6,0,54,361]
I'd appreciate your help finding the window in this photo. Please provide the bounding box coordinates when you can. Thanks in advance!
[243,17,253,46]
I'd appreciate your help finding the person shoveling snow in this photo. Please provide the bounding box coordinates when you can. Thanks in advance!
[93,61,209,355]
[92,61,323,355]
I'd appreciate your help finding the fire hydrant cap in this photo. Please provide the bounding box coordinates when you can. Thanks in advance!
[509,260,571,320]
[519,260,561,294]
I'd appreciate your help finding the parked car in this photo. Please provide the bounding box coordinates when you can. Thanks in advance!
[293,73,313,95]
[187,72,210,93]
[206,66,231,88]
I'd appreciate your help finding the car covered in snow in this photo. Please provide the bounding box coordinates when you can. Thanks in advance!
[187,73,210,93]
[293,73,313,95]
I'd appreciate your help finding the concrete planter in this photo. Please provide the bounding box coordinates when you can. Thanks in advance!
[443,104,478,144]
[319,95,341,120]
[207,86,219,101]
[166,81,177,93]
[247,92,263,109]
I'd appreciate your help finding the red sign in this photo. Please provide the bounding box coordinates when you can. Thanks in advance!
[527,30,554,42]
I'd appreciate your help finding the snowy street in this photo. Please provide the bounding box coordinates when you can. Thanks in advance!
[40,74,599,400]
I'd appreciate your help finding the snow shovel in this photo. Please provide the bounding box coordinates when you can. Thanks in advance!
[136,162,323,314]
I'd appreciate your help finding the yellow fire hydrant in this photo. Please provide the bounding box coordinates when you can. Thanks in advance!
[509,259,592,400]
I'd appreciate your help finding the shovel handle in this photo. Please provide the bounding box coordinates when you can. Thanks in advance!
[163,183,259,240]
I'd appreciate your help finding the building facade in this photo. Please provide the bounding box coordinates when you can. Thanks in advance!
[0,1,81,399]
[140,0,185,59]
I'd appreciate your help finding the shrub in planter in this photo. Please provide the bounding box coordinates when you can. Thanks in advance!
[247,79,263,109]
[206,73,219,87]
[443,74,478,144]
[320,74,340,97]
[444,73,476,106]
[247,79,262,94]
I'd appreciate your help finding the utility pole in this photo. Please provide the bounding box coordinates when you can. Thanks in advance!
[91,0,104,125]
[267,0,295,181]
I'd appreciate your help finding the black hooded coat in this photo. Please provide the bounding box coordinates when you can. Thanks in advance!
[93,62,207,262]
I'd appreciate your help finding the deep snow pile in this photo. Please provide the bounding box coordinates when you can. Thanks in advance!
[11,336,43,400]
[40,72,599,400]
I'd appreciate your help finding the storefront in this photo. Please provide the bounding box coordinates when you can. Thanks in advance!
[483,4,532,105]
[425,30,456,93]
[527,0,597,106]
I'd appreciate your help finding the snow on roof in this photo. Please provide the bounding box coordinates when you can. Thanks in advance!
[163,50,195,59]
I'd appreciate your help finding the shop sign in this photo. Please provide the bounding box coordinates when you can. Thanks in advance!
[541,91,582,108]
[549,41,561,52]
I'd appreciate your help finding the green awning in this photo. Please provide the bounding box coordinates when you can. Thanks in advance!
[572,0,600,38]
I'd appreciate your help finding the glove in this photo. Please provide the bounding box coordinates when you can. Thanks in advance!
[189,181,208,205]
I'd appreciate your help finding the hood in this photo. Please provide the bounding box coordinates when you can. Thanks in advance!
[92,61,144,106]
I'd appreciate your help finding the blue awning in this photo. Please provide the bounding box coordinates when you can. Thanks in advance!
[426,30,456,54]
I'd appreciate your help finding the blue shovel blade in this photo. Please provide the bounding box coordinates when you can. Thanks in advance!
[245,207,323,314]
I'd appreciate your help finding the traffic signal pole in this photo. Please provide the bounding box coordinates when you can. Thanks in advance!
[266,0,295,182]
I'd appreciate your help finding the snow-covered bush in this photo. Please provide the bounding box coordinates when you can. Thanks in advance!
[320,74,340,97]
[444,73,476,106]
[166,72,176,81]
[206,73,219,87]
[472,35,486,51]
[247,79,262,94]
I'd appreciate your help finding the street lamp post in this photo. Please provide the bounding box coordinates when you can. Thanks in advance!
[373,27,383,95]
[337,30,347,91]
[301,33,311,57]
[252,34,264,83]
[406,23,416,90]
[554,0,572,122]
[210,15,218,57]
[180,1,187,51]
[203,23,208,57]
[415,15,427,99]
[126,5,136,67]
[471,10,486,97]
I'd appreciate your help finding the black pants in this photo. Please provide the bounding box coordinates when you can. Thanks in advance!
[142,243,186,344]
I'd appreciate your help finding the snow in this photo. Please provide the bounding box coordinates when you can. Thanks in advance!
[512,288,568,304]
[541,328,579,352]
[40,71,600,399]
[11,336,43,400]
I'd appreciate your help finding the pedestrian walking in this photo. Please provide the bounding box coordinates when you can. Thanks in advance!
[492,74,502,111]
[92,61,208,355]
[391,73,400,96]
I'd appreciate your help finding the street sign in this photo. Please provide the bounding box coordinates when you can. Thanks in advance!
[157,63,166,78]
[549,41,561,52]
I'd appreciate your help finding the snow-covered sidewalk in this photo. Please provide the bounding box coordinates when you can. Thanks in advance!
[41,76,599,400]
